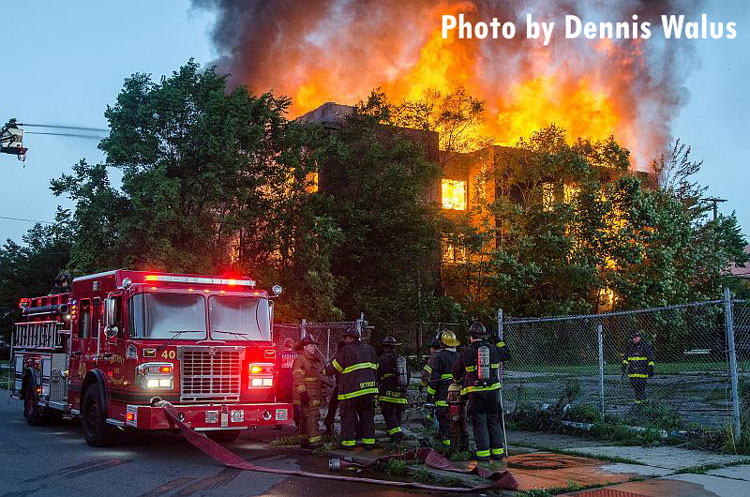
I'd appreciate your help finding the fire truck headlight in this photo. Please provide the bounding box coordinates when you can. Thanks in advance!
[136,362,175,390]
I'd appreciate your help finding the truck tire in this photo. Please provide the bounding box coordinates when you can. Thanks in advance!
[81,384,120,447]
[23,381,45,426]
[206,430,242,443]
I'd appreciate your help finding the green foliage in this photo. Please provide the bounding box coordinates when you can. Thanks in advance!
[413,467,433,482]
[441,122,747,326]
[320,91,446,323]
[565,404,602,424]
[51,60,342,321]
[376,458,408,475]
[0,209,74,339]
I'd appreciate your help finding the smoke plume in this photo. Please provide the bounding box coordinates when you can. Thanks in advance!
[193,0,702,169]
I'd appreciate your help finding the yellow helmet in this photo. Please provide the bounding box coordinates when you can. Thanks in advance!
[440,330,460,347]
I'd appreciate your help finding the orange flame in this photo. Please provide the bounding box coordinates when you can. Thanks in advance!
[206,0,690,170]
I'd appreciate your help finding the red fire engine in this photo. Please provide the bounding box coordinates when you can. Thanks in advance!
[10,270,292,446]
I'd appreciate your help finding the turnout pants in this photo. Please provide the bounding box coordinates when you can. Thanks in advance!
[468,390,504,460]
[380,401,405,441]
[324,383,339,428]
[340,394,375,448]
[630,377,647,404]
[436,405,451,448]
[299,405,322,446]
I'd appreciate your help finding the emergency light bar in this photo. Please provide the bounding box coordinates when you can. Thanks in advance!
[144,275,256,287]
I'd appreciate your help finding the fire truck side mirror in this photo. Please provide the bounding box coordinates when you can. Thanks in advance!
[104,298,119,338]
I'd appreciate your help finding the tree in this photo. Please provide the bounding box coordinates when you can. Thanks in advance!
[442,122,748,321]
[0,209,73,340]
[52,60,342,321]
[319,91,451,324]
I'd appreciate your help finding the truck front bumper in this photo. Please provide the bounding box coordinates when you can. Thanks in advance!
[124,402,293,431]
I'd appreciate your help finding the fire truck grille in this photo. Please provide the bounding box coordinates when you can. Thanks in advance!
[179,347,244,402]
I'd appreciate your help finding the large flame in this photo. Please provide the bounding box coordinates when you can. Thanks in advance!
[196,0,696,170]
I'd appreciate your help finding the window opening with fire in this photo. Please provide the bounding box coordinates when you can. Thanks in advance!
[442,179,467,210]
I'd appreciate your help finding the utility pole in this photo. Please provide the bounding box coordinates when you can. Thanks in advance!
[700,197,727,221]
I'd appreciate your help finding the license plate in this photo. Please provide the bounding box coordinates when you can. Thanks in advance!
[205,411,219,424]
[230,410,244,423]
[275,408,288,421]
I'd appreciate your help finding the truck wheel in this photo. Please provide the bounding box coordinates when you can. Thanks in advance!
[23,381,45,426]
[206,430,242,443]
[81,384,120,447]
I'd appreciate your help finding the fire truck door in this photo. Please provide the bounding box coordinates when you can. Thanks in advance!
[70,299,92,394]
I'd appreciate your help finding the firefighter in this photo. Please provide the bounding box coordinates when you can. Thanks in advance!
[622,330,656,405]
[452,321,510,462]
[377,336,410,443]
[420,337,442,392]
[324,338,348,435]
[277,338,299,429]
[293,335,324,449]
[420,337,441,426]
[325,327,378,450]
[427,330,460,449]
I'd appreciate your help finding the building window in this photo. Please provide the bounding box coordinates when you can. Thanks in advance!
[542,182,555,212]
[564,184,580,204]
[306,171,319,193]
[442,179,467,210]
[442,239,466,264]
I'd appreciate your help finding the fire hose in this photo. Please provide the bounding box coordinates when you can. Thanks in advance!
[159,402,518,493]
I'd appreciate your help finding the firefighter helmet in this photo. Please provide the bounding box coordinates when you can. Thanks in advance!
[429,337,442,349]
[439,330,460,347]
[342,327,361,339]
[630,330,642,339]
[468,321,488,338]
[381,335,401,346]
[283,338,294,350]
[294,335,319,351]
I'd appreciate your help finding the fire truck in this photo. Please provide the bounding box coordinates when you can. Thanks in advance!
[9,270,292,446]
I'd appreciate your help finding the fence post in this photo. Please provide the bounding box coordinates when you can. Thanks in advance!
[724,287,741,440]
[301,319,307,339]
[497,308,504,341]
[326,328,331,363]
[597,324,605,417]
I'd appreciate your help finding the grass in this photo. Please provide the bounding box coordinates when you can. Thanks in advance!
[518,480,586,496]
[510,361,729,375]
[269,435,301,447]
[376,458,408,476]
[448,450,473,462]
[413,468,432,483]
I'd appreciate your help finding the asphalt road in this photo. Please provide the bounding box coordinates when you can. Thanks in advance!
[0,397,443,497]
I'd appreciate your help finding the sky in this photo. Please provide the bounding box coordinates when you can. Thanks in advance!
[0,1,748,244]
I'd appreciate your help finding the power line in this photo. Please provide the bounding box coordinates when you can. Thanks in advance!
[20,123,108,132]
[25,131,102,140]
[0,215,55,225]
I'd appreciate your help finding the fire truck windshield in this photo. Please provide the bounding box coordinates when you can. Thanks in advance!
[129,293,207,339]
[208,296,270,341]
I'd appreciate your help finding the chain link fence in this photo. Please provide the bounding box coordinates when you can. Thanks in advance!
[273,317,371,363]
[501,292,748,438]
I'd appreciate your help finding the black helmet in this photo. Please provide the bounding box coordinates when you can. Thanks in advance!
[381,335,401,346]
[342,327,361,339]
[429,337,442,349]
[294,335,319,351]
[630,330,642,339]
[468,321,488,338]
